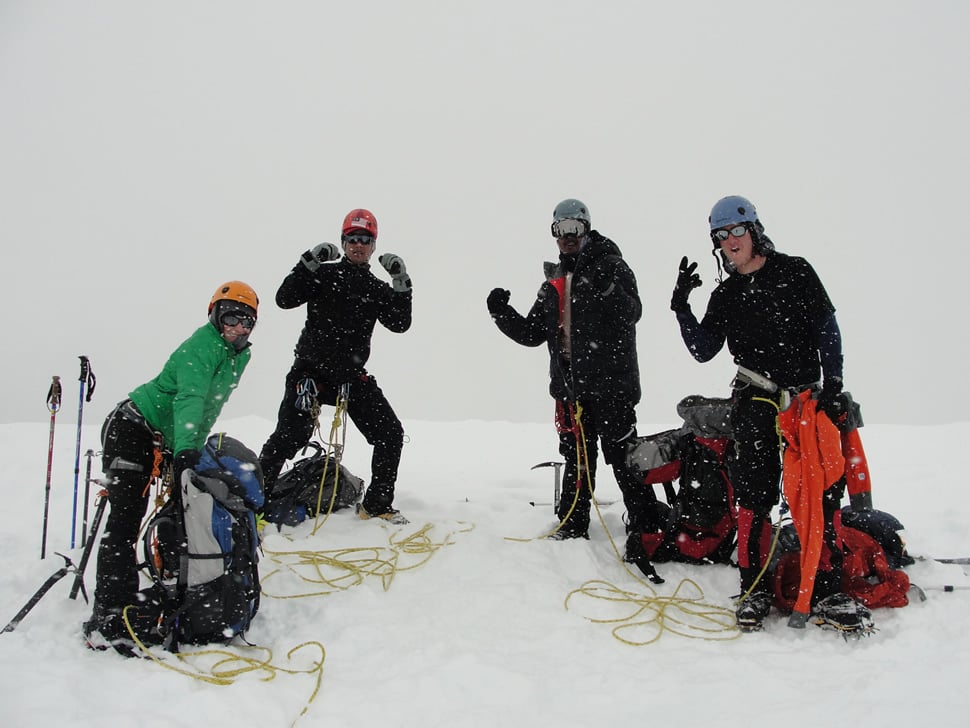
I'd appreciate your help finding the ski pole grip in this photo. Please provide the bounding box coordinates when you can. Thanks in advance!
[79,355,96,401]
[47,376,62,412]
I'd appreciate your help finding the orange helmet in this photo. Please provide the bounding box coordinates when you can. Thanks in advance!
[208,281,259,316]
[342,208,378,241]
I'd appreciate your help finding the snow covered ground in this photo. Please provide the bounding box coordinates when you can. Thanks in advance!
[2,415,969,727]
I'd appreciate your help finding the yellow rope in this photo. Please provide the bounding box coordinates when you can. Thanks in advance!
[507,402,740,643]
[736,393,785,608]
[506,402,591,543]
[121,607,326,727]
[310,388,350,535]
[564,476,741,644]
[565,577,740,646]
[261,522,474,599]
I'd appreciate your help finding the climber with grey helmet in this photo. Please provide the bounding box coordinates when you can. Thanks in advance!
[487,198,655,542]
[669,194,866,635]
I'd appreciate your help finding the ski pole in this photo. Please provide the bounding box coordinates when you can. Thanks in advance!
[70,355,96,549]
[80,449,95,548]
[41,376,62,560]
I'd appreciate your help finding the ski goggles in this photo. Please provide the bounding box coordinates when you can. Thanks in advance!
[220,311,256,329]
[551,219,587,238]
[711,224,748,243]
[341,233,375,245]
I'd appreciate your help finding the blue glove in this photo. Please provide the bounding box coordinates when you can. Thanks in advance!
[379,253,412,292]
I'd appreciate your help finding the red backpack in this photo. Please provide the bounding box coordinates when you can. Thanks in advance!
[626,396,738,567]
[771,515,911,611]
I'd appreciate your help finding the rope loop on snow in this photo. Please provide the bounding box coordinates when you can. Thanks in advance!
[260,521,474,598]
[123,607,325,727]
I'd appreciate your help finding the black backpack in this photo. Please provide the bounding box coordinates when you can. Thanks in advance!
[626,396,737,567]
[263,442,364,527]
[137,434,263,651]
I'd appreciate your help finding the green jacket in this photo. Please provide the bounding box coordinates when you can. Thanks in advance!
[129,323,251,454]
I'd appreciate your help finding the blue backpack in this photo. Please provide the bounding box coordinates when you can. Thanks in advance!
[138,433,264,650]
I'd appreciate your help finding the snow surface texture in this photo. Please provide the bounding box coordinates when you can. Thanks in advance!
[2,417,969,727]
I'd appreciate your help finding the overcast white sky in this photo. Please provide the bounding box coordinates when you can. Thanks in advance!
[2,1,969,430]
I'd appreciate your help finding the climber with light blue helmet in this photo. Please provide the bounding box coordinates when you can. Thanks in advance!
[668,194,870,635]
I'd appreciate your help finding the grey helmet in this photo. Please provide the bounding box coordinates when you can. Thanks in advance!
[551,198,591,238]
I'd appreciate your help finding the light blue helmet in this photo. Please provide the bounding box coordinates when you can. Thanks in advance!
[709,195,759,230]
[708,194,774,264]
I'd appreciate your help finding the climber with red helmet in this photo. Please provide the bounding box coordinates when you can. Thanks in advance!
[84,281,258,653]
[259,208,413,524]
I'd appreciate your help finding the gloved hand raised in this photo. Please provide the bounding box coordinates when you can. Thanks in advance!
[300,242,341,272]
[487,288,511,315]
[670,256,702,312]
[174,449,201,485]
[379,253,412,293]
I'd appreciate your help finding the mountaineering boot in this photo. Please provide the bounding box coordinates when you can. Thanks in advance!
[548,526,589,540]
[622,531,663,583]
[356,502,409,525]
[358,482,407,524]
[553,486,590,541]
[736,592,773,632]
[811,593,875,636]
[83,609,138,658]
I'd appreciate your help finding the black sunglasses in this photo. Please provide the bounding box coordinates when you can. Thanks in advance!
[342,234,375,245]
[221,312,256,329]
[712,224,748,242]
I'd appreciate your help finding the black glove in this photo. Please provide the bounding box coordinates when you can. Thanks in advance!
[818,377,846,423]
[174,449,201,484]
[670,256,702,312]
[591,266,616,296]
[487,288,511,315]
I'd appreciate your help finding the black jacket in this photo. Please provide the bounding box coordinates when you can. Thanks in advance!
[276,256,412,381]
[491,230,642,403]
[676,252,838,388]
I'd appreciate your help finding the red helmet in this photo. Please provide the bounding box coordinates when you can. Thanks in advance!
[342,208,378,241]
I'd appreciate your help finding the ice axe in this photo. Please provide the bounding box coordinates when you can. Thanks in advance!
[529,461,616,511]
[531,461,563,512]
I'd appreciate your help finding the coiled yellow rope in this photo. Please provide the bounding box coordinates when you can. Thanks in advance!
[565,487,741,644]
[261,521,474,598]
[565,577,739,646]
[509,402,741,643]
